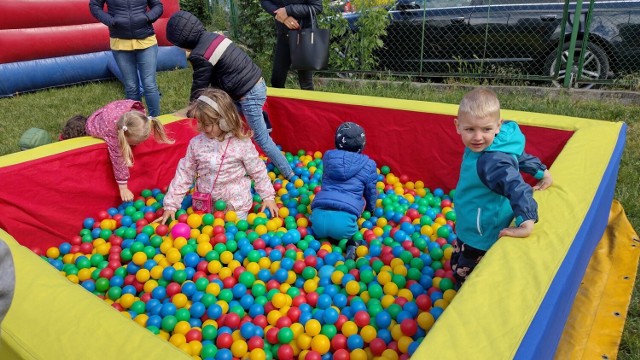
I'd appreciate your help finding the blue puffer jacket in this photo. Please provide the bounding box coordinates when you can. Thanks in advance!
[89,0,163,40]
[311,149,378,217]
[454,121,547,251]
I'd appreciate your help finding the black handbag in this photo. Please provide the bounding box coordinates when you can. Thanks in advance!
[288,7,329,71]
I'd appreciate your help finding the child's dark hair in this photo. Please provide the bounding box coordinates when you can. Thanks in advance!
[60,115,88,140]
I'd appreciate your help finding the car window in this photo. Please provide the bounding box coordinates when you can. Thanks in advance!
[428,0,474,7]
[474,0,562,4]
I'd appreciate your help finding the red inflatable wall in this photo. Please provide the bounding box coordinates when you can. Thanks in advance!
[0,0,179,64]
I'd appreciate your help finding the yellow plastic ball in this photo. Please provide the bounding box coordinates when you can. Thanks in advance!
[225,211,237,223]
[230,340,248,358]
[166,248,182,264]
[46,247,60,259]
[341,321,358,337]
[310,334,330,355]
[305,319,322,336]
[172,293,188,308]
[345,280,360,296]
[187,214,203,228]
[173,320,191,335]
[417,312,435,330]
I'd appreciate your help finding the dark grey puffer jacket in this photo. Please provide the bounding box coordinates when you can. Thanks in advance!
[0,239,15,331]
[89,0,163,39]
[166,11,262,101]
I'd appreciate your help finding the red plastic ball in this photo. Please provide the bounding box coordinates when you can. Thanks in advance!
[400,319,418,337]
[304,256,317,268]
[306,292,319,307]
[253,315,268,328]
[276,315,292,328]
[177,213,188,223]
[216,333,233,349]
[331,334,347,350]
[305,350,322,360]
[333,349,350,360]
[266,327,280,344]
[353,311,370,328]
[248,336,264,350]
[155,224,169,236]
[369,338,386,356]
[186,328,203,342]
[278,344,294,360]
[416,295,432,311]
[225,313,241,329]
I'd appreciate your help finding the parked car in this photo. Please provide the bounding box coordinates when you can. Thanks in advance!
[342,0,640,87]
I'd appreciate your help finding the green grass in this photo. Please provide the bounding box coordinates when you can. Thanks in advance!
[0,69,638,358]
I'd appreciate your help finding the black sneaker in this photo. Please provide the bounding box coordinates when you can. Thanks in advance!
[262,110,273,133]
[345,245,357,261]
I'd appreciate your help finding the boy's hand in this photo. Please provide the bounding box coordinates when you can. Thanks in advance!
[499,220,534,238]
[154,209,176,224]
[119,184,134,202]
[261,200,279,218]
[533,170,553,191]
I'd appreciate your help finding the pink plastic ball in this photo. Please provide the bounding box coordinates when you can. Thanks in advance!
[171,223,191,239]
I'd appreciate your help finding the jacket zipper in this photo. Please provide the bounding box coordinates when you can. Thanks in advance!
[476,208,483,236]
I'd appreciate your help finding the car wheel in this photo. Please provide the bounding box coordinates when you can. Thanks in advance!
[546,41,609,89]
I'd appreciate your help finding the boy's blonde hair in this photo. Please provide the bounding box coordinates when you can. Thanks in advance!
[458,87,501,120]
[187,88,252,140]
[116,112,174,167]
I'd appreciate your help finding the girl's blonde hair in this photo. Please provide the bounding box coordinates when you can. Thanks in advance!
[458,87,501,120]
[187,88,252,139]
[116,111,174,166]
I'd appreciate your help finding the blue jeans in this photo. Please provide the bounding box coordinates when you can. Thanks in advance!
[112,45,161,117]
[237,79,294,179]
[310,208,358,241]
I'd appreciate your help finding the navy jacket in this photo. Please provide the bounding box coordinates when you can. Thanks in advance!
[89,0,163,39]
[311,149,378,217]
[261,0,323,35]
[455,121,547,251]
[165,11,262,101]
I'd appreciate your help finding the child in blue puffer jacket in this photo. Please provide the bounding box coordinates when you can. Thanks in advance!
[310,122,378,260]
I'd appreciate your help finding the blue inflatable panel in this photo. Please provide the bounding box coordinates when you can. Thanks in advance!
[0,46,186,98]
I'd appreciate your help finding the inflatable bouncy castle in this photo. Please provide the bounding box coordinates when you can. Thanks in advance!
[0,0,187,97]
[0,89,638,359]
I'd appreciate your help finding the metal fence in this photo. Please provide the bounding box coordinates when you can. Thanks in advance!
[332,0,640,89]
[206,0,640,89]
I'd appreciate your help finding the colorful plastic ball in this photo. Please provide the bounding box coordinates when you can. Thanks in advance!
[171,223,191,239]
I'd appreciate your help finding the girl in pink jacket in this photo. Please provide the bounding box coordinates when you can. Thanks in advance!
[158,88,278,222]
[60,100,173,201]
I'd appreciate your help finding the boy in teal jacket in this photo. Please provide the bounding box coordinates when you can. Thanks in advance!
[452,88,553,288]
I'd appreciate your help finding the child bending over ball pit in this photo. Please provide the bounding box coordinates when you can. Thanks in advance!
[60,100,173,202]
[452,87,553,288]
[157,88,279,223]
[310,122,378,261]
[165,10,295,180]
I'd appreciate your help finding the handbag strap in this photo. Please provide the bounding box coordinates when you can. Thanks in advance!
[211,138,231,192]
[195,138,231,193]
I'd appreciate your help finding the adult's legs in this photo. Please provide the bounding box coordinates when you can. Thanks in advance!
[271,33,291,88]
[136,45,161,117]
[297,70,314,90]
[237,80,294,179]
[112,50,142,101]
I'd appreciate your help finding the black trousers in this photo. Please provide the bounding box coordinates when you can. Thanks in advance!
[271,32,314,90]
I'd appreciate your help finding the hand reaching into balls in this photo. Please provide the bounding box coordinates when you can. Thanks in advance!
[154,209,176,224]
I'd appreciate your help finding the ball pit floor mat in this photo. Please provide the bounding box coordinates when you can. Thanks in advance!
[0,89,629,359]
[554,200,640,360]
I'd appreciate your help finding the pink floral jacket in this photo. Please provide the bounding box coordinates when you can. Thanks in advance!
[85,100,146,185]
[163,133,276,213]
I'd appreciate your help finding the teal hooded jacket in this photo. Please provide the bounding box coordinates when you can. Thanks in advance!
[454,121,547,251]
